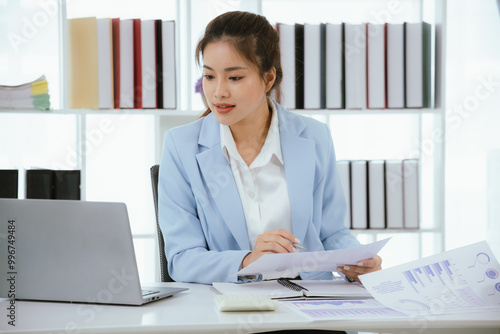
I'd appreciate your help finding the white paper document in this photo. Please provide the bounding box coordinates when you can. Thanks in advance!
[236,238,390,276]
[359,241,500,316]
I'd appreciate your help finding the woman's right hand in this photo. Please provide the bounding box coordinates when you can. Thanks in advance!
[241,229,300,268]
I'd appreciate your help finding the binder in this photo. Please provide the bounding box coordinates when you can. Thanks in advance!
[368,160,386,229]
[278,23,296,109]
[26,169,54,199]
[294,23,305,110]
[386,23,405,109]
[162,20,177,109]
[53,170,81,200]
[320,22,327,110]
[155,19,164,109]
[96,18,114,109]
[403,159,419,229]
[344,23,366,109]
[304,23,326,109]
[112,18,121,108]
[350,160,368,229]
[366,23,386,109]
[119,19,135,108]
[212,278,371,300]
[26,169,81,200]
[68,17,99,109]
[141,20,157,108]
[405,22,432,108]
[325,23,344,109]
[133,19,143,109]
[111,18,135,108]
[385,160,404,229]
[337,160,351,228]
[0,170,18,198]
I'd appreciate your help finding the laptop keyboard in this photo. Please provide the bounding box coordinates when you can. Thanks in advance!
[142,289,160,297]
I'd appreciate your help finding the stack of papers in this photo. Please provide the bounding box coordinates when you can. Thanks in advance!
[0,75,51,111]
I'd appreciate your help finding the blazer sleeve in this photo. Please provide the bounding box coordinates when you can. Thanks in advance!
[315,123,360,251]
[158,131,250,284]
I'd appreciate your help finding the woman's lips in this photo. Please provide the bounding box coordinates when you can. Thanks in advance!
[214,103,235,114]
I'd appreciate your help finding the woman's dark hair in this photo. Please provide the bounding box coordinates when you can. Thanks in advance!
[196,11,283,116]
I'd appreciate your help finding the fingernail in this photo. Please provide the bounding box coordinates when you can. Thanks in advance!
[357,262,364,267]
[344,266,350,270]
[294,238,300,244]
[293,247,298,253]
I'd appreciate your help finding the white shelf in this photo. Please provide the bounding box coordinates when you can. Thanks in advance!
[292,108,439,116]
[350,228,442,234]
[0,109,199,116]
[1,108,439,116]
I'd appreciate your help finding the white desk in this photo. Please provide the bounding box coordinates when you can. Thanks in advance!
[1,282,499,334]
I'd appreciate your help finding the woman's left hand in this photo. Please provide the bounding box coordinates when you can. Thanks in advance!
[337,255,382,283]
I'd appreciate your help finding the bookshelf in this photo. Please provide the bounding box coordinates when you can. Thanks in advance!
[0,0,447,279]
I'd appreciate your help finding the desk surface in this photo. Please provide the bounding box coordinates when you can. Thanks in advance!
[1,282,499,334]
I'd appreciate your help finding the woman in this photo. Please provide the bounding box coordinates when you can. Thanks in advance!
[158,11,381,284]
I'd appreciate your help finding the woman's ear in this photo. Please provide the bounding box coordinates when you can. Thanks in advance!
[264,67,277,93]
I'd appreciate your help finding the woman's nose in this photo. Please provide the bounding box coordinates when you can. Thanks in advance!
[214,80,229,98]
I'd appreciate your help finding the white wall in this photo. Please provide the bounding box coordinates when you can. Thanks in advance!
[445,0,500,257]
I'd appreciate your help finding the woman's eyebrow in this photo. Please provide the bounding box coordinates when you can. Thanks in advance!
[203,65,247,72]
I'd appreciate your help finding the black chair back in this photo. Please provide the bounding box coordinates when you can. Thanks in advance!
[150,165,174,282]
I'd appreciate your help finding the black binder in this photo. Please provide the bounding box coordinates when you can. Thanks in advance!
[0,169,19,198]
[26,169,81,200]
[26,169,54,199]
[295,23,305,110]
[53,170,81,200]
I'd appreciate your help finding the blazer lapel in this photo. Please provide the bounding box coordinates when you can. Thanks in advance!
[195,115,250,250]
[278,105,315,244]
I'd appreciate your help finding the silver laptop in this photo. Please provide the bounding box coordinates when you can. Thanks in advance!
[0,198,187,305]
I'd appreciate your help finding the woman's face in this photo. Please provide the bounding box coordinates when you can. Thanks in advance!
[202,41,274,127]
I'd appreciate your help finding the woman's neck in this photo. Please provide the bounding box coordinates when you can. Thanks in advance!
[229,102,272,166]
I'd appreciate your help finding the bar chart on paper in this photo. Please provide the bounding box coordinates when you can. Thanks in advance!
[283,299,407,320]
[400,259,489,309]
[403,260,467,294]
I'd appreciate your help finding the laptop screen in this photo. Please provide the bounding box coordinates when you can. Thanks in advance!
[0,199,146,305]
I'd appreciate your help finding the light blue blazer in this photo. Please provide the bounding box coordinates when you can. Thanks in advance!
[158,101,360,284]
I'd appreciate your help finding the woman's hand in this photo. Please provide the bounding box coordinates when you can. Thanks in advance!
[242,229,300,268]
[337,255,382,283]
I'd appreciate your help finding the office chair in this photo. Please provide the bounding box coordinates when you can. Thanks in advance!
[150,164,174,282]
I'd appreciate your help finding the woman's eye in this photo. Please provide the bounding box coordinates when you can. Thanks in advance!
[229,77,243,81]
[204,75,214,80]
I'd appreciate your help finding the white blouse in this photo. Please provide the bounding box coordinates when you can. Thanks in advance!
[220,103,293,253]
